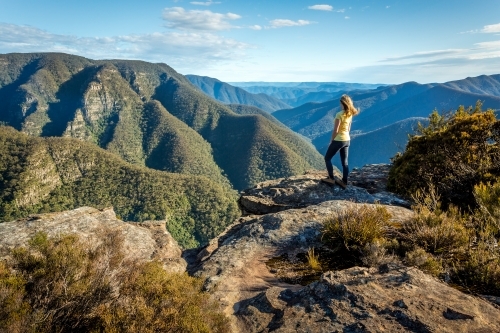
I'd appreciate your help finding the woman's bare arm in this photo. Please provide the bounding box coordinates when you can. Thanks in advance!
[331,119,340,141]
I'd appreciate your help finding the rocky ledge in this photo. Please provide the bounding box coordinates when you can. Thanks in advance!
[0,206,186,273]
[190,165,500,332]
[239,165,410,216]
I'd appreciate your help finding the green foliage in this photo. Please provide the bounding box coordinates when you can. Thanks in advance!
[0,232,230,333]
[388,101,500,210]
[404,247,443,276]
[100,262,230,333]
[400,194,469,255]
[322,205,392,251]
[0,128,239,248]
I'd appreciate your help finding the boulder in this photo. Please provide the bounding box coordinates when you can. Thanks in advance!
[236,265,500,332]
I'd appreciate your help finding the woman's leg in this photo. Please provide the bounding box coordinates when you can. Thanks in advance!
[339,143,350,184]
[324,141,343,178]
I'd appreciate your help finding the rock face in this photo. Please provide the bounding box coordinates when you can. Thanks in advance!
[0,206,186,273]
[188,165,500,332]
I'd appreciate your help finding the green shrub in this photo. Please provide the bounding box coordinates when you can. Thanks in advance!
[322,205,392,251]
[100,262,230,333]
[473,182,500,237]
[0,232,230,333]
[388,102,500,210]
[451,242,500,295]
[400,204,469,255]
[405,247,443,276]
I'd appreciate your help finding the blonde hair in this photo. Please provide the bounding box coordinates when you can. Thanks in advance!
[340,94,359,117]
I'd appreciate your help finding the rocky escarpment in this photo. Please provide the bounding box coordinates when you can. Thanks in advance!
[0,206,186,273]
[2,164,500,332]
[187,164,500,332]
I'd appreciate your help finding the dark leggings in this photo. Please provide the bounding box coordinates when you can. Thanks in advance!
[324,140,350,183]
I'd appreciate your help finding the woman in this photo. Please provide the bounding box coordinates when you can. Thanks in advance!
[323,94,359,188]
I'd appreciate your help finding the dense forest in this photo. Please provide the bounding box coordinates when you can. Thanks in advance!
[0,126,240,248]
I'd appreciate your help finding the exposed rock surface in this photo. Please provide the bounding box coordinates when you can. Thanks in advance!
[236,265,500,333]
[189,164,500,332]
[0,206,186,273]
[239,166,410,216]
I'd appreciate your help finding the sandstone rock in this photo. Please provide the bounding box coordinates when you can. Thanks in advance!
[0,206,186,273]
[191,166,500,332]
[238,166,410,215]
[190,200,415,332]
[236,266,500,332]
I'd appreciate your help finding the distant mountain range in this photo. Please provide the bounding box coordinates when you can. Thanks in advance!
[271,75,500,167]
[230,82,386,107]
[186,75,291,112]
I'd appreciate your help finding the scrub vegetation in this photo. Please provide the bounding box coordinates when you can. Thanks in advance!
[0,231,230,333]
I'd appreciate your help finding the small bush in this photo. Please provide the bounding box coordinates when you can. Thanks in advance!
[322,205,392,251]
[361,240,395,267]
[388,102,500,210]
[474,182,500,237]
[405,247,443,276]
[400,202,469,255]
[451,242,500,295]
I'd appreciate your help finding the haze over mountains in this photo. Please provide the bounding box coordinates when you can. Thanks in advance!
[186,75,290,112]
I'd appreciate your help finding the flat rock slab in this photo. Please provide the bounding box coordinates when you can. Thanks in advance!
[192,200,416,332]
[239,166,410,215]
[0,206,186,273]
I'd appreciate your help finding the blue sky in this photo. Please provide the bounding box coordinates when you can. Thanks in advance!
[1,0,500,83]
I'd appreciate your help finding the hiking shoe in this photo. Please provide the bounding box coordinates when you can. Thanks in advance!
[334,176,347,189]
[321,177,336,185]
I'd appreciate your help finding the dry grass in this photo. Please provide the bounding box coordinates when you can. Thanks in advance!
[306,248,322,271]
[322,205,392,251]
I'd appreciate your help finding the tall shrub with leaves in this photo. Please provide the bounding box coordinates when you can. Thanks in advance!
[388,101,500,210]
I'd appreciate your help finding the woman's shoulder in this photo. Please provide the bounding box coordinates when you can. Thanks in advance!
[335,111,345,118]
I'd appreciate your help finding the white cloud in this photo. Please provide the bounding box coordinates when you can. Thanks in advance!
[308,5,333,11]
[381,49,465,62]
[0,23,249,71]
[162,7,241,31]
[344,16,350,19]
[190,1,221,6]
[269,19,311,28]
[482,23,500,33]
[250,25,262,30]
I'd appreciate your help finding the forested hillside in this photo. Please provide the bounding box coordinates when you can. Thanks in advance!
[0,126,239,248]
[0,53,324,190]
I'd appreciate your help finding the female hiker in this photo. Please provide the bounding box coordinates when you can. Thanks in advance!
[323,94,359,188]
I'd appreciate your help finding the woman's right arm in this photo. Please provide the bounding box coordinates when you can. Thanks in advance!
[331,119,340,141]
